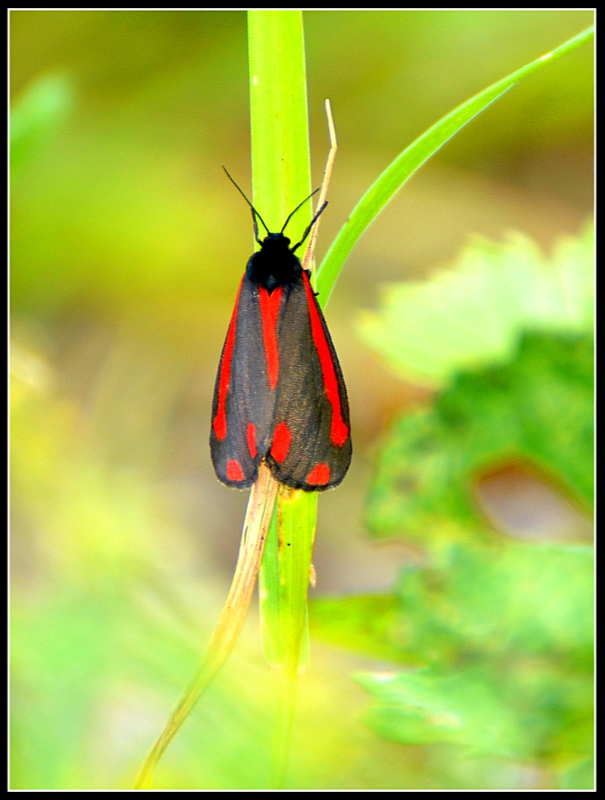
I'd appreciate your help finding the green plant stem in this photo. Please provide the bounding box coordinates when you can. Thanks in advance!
[272,669,299,788]
[260,487,318,786]
[248,10,312,238]
[248,10,319,789]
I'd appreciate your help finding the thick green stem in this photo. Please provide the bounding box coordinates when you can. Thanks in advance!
[248,10,319,789]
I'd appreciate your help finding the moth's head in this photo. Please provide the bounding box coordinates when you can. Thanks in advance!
[247,230,301,289]
[261,232,292,250]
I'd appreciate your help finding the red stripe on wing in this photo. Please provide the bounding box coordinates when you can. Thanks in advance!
[258,286,283,390]
[302,272,349,447]
[213,278,243,440]
[246,422,257,459]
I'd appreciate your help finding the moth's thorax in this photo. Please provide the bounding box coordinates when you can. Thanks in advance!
[246,233,302,292]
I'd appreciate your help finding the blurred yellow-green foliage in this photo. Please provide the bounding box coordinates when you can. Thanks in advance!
[11,10,593,789]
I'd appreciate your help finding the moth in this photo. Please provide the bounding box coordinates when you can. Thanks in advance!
[210,172,351,491]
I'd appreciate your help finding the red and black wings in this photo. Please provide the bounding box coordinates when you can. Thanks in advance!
[210,270,351,491]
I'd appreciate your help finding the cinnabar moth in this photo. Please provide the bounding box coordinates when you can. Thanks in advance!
[210,172,352,491]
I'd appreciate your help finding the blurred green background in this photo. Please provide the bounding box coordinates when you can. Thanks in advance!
[11,10,593,789]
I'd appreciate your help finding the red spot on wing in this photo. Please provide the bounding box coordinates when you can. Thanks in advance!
[271,421,291,464]
[226,459,245,482]
[213,279,243,440]
[246,422,257,459]
[258,286,283,390]
[307,463,330,486]
[302,273,349,447]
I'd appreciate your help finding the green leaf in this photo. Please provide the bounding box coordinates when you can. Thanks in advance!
[322,233,594,774]
[355,659,593,763]
[348,545,593,764]
[309,595,408,664]
[311,541,593,671]
[356,667,527,756]
[366,331,594,545]
[396,543,593,662]
[317,26,594,301]
[358,224,594,389]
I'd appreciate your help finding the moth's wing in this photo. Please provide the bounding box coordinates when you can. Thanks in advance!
[210,276,276,488]
[266,271,352,490]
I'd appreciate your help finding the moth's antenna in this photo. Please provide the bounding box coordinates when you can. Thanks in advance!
[222,166,271,242]
[280,187,321,235]
[291,201,328,253]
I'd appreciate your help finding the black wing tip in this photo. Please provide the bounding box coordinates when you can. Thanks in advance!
[213,465,349,492]
[276,476,346,492]
[266,457,350,492]
[210,454,259,490]
[216,475,346,492]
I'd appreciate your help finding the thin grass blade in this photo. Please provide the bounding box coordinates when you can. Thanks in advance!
[134,464,278,788]
[316,25,594,302]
